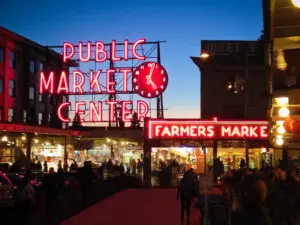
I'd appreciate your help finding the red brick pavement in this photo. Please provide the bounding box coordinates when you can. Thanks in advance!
[60,189,201,225]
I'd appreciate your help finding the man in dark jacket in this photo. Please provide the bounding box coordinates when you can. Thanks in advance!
[177,168,197,224]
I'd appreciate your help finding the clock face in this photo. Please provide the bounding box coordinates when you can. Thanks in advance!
[132,62,168,98]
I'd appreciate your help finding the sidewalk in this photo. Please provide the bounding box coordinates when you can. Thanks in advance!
[61,189,201,225]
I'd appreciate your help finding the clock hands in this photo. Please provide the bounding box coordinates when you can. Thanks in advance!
[146,63,157,89]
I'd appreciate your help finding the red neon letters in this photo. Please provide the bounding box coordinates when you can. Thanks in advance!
[63,39,146,63]
[148,121,268,139]
[40,69,133,94]
[56,100,149,123]
[44,38,150,124]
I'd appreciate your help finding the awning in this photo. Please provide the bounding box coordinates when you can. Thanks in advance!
[0,123,79,137]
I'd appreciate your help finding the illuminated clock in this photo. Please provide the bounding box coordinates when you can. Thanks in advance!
[132,61,168,98]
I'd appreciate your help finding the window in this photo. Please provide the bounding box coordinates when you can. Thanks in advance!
[30,60,35,73]
[222,105,244,119]
[0,48,4,62]
[39,62,44,71]
[8,108,14,122]
[23,110,27,123]
[29,87,35,100]
[0,107,3,121]
[38,94,43,102]
[38,113,43,125]
[9,50,16,69]
[9,80,15,97]
[0,78,3,93]
[62,95,67,102]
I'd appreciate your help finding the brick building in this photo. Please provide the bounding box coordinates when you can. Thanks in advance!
[0,27,73,128]
[191,40,268,120]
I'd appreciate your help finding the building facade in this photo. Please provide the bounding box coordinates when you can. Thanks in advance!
[0,27,70,128]
[191,40,268,120]
[263,0,300,167]
[188,40,274,172]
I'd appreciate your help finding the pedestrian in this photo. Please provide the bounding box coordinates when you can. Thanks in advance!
[79,161,94,203]
[43,167,60,225]
[235,175,272,225]
[18,169,35,225]
[177,168,198,224]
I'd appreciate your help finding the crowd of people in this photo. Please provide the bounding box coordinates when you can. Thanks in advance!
[177,166,300,225]
[4,159,134,225]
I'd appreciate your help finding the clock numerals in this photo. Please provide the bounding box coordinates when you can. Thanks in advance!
[133,62,168,98]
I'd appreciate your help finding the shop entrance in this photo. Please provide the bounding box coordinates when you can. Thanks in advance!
[143,118,270,186]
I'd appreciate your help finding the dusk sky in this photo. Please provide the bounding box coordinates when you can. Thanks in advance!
[0,0,263,119]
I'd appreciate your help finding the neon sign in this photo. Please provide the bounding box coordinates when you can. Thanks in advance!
[39,39,154,123]
[147,120,268,139]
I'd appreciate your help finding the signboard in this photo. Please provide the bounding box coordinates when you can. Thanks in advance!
[39,39,168,123]
[146,119,268,140]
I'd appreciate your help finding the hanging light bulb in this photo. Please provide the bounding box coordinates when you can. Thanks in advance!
[291,0,300,8]
[277,126,286,134]
[278,107,289,118]
[1,136,8,142]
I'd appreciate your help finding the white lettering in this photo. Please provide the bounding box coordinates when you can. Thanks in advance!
[249,126,258,137]
[155,125,163,137]
[161,126,171,136]
[207,126,215,137]
[221,126,231,137]
[171,126,180,136]
[231,127,241,137]
[190,126,198,137]
[260,126,268,137]
[241,126,249,137]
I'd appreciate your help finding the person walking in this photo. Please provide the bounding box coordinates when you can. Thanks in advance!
[18,169,35,225]
[177,168,198,224]
[43,167,60,225]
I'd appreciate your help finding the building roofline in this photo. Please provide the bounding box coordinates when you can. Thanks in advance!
[201,40,259,43]
[0,26,78,67]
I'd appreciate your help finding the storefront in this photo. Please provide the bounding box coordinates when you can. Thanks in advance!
[0,123,77,171]
[143,118,271,186]
[70,137,143,170]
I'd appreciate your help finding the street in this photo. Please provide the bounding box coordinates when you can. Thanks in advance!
[61,189,201,225]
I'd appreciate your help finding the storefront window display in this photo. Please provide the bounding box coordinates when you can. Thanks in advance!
[31,139,74,172]
[0,135,27,166]
[73,138,144,173]
[151,147,205,186]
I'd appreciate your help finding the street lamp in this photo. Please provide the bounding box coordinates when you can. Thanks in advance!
[200,53,209,59]
[291,0,300,8]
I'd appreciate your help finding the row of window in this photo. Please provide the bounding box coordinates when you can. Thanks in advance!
[0,107,50,125]
[30,60,44,73]
[0,48,16,69]
[0,78,44,100]
[0,47,45,72]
